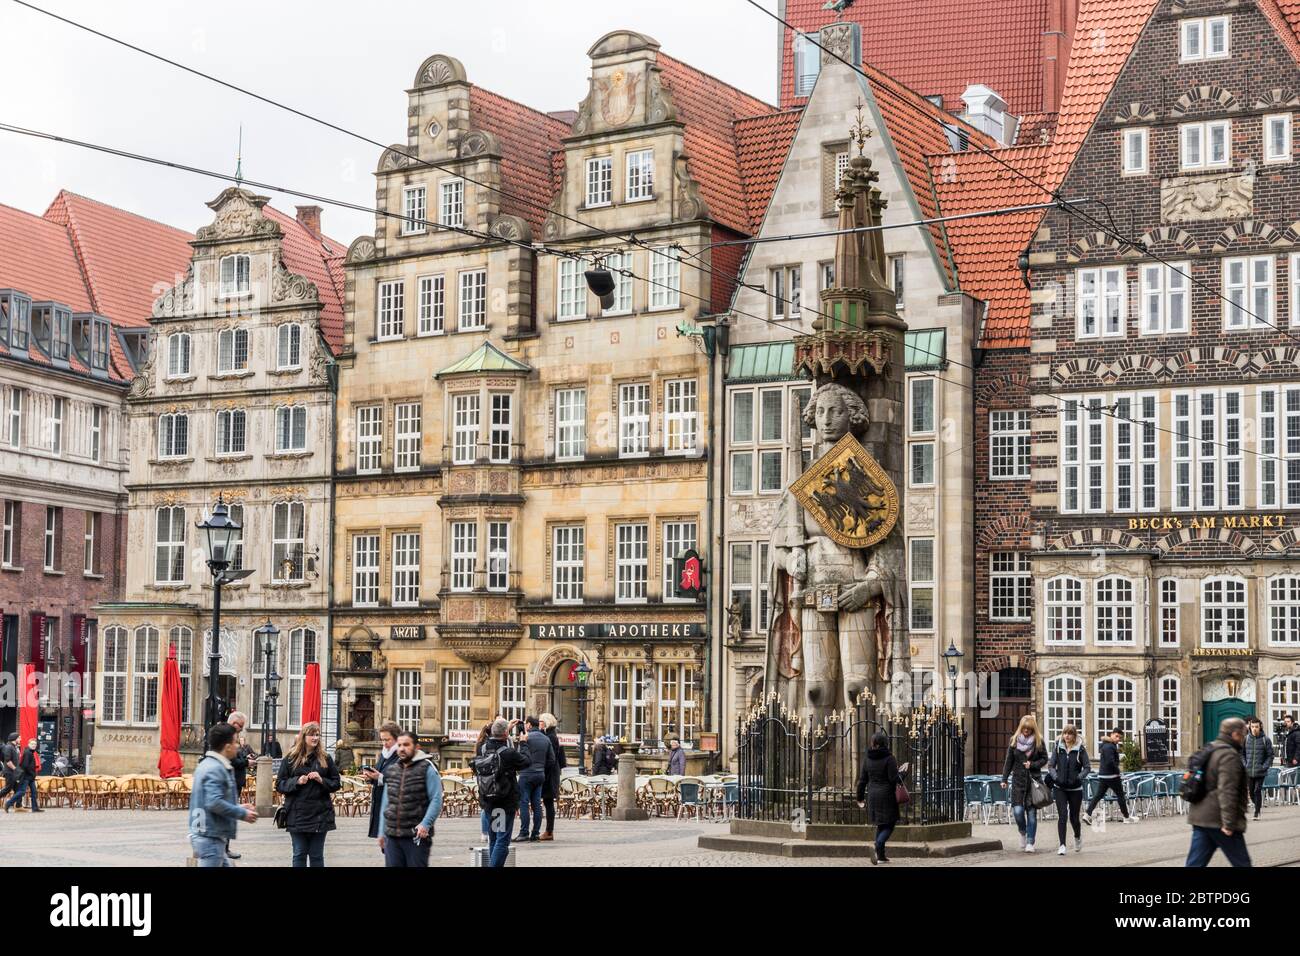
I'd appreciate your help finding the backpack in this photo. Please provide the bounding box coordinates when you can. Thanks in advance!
[1180,741,1225,804]
[471,748,508,801]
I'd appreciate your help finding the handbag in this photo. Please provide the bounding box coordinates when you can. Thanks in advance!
[894,780,911,805]
[273,803,288,830]
[1028,775,1053,809]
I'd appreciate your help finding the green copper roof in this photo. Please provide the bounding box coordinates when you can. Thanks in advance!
[435,341,532,379]
[904,329,946,371]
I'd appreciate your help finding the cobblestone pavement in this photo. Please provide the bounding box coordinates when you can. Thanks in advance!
[2,804,1298,866]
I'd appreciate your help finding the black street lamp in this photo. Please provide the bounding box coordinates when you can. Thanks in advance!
[942,640,965,713]
[197,496,249,749]
[574,661,592,774]
[256,621,281,755]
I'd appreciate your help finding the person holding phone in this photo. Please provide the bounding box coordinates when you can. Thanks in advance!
[377,731,444,868]
[364,722,402,842]
[275,722,341,867]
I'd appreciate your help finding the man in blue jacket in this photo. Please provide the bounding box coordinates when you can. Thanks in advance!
[188,723,258,867]
[377,731,444,868]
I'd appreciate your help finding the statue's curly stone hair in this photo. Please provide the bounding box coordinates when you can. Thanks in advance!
[801,382,869,433]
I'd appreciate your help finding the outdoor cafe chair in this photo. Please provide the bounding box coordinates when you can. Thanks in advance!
[676,777,705,821]
[1262,766,1283,806]
[1277,766,1300,805]
[644,776,677,817]
[964,778,988,824]
[981,778,1010,824]
[1131,775,1159,817]
[719,781,739,820]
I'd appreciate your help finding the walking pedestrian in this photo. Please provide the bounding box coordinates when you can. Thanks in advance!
[0,732,19,804]
[1185,717,1252,868]
[473,717,532,867]
[515,715,555,843]
[592,739,617,775]
[364,722,402,842]
[377,731,443,868]
[1047,724,1090,855]
[667,737,686,775]
[275,722,341,867]
[855,731,908,864]
[1283,714,1300,768]
[1001,716,1047,853]
[1082,729,1135,825]
[3,739,41,813]
[187,723,257,866]
[225,711,253,860]
[540,713,566,842]
[1242,716,1274,820]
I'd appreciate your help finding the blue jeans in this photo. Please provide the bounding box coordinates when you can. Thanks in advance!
[4,776,37,811]
[383,835,431,867]
[1012,804,1038,843]
[1185,826,1252,868]
[518,776,544,838]
[191,834,232,867]
[480,808,490,837]
[874,824,894,859]
[488,808,516,867]
[290,830,327,867]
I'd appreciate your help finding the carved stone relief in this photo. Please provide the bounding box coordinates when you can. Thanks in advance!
[271,258,319,305]
[346,237,377,264]
[1162,172,1253,224]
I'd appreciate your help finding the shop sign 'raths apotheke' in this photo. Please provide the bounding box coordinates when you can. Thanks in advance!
[1127,514,1289,532]
[528,623,705,640]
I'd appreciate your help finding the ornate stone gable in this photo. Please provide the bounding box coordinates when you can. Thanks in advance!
[194,187,281,244]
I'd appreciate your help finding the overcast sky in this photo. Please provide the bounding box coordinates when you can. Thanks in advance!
[0,0,780,242]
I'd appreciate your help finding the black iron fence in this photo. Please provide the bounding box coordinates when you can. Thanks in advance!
[736,693,965,826]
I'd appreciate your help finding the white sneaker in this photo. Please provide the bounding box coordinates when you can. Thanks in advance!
[1074,837,1083,853]
[1080,812,1092,826]
[1025,843,1036,853]
[1123,814,1139,824]
[1057,845,1067,856]
[1018,832,1027,850]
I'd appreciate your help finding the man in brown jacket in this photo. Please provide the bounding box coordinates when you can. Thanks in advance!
[1185,718,1251,867]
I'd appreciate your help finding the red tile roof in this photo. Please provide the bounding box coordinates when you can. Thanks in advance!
[469,87,571,234]
[778,0,1054,115]
[734,107,804,232]
[1259,0,1300,65]
[1014,111,1058,145]
[0,203,94,313]
[263,205,348,354]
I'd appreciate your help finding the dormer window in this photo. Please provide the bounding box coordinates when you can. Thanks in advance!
[0,291,31,351]
[1181,16,1229,61]
[72,314,111,373]
[32,303,71,362]
[219,254,251,298]
[119,328,150,371]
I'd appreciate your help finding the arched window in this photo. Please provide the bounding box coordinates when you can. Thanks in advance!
[1094,675,1136,745]
[1268,576,1300,645]
[1045,576,1084,644]
[997,667,1032,700]
[1202,577,1247,646]
[101,626,128,723]
[1045,675,1085,743]
[1094,576,1135,645]
[1159,675,1181,756]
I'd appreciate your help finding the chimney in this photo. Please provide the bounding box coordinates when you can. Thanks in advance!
[1042,0,1079,113]
[961,84,1017,146]
[295,205,323,239]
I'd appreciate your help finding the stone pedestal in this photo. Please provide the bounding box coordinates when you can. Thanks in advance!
[611,753,648,821]
[255,755,274,816]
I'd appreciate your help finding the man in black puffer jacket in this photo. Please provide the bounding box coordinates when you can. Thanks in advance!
[475,718,532,868]
[1083,729,1133,824]
[377,731,443,868]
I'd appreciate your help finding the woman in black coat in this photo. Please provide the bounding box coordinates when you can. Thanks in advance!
[276,722,341,867]
[541,713,567,841]
[855,732,908,864]
[1046,724,1090,856]
[1001,715,1049,853]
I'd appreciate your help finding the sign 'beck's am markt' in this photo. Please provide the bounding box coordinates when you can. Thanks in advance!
[1127,514,1289,532]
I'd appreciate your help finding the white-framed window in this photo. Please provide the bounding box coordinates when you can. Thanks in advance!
[1159,675,1181,757]
[1140,262,1190,335]
[1076,266,1125,338]
[439,178,464,229]
[1159,578,1181,647]
[401,184,427,234]
[277,323,302,369]
[909,377,936,487]
[1,500,16,567]
[556,388,586,460]
[1265,113,1292,164]
[1269,576,1300,645]
[396,669,422,730]
[101,626,128,724]
[154,506,185,583]
[49,397,63,455]
[452,393,479,465]
[487,521,510,592]
[392,532,420,607]
[1262,386,1300,508]
[1046,576,1084,644]
[887,255,906,310]
[665,379,698,455]
[1137,393,1159,510]
[909,538,935,631]
[656,663,697,745]
[498,670,526,723]
[131,625,161,725]
[215,409,247,456]
[1269,678,1300,742]
[793,32,821,97]
[1122,127,1148,175]
[1114,395,1135,512]
[1223,256,1272,329]
[1180,15,1229,61]
[770,265,802,319]
[352,534,379,606]
[216,328,250,373]
[1094,576,1136,645]
[990,552,1032,622]
[662,520,698,603]
[489,393,512,463]
[1060,397,1106,513]
[443,669,471,733]
[378,280,405,340]
[272,501,305,583]
[157,411,188,460]
[43,506,59,571]
[626,149,654,202]
[170,625,193,723]
[730,390,754,495]
[395,402,421,471]
[166,333,191,378]
[1180,120,1230,171]
[989,410,1030,479]
[649,248,681,310]
[1094,676,1136,745]
[619,383,650,458]
[5,386,19,448]
[450,521,476,592]
[609,663,647,742]
[730,542,753,631]
[275,405,307,453]
[1174,392,1193,509]
[615,523,649,603]
[1202,576,1247,646]
[557,259,586,320]
[1045,675,1085,745]
[287,628,318,728]
[417,275,445,335]
[219,254,251,298]
[585,156,613,207]
[458,269,487,331]
[552,525,584,603]
[603,251,634,315]
[909,442,935,488]
[357,406,382,474]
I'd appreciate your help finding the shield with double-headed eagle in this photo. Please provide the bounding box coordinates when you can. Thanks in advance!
[789,433,899,548]
[598,69,640,127]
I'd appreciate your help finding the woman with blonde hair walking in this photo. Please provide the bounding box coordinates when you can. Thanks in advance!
[1001,715,1048,853]
[275,721,341,867]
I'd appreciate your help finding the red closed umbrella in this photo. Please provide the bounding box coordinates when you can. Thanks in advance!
[157,645,183,778]
[17,663,37,752]
[301,662,321,726]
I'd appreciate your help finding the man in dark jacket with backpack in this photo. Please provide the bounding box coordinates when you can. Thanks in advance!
[1185,718,1251,868]
[474,718,532,868]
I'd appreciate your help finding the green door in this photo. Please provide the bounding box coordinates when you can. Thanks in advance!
[1202,698,1253,745]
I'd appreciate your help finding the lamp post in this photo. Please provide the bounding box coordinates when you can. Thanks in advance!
[942,640,965,713]
[575,661,592,774]
[256,621,281,755]
[197,496,242,750]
